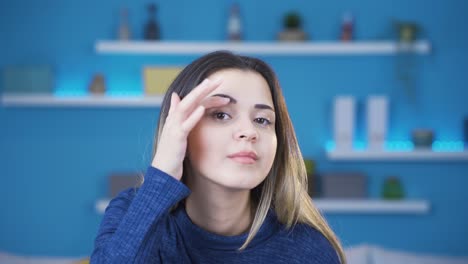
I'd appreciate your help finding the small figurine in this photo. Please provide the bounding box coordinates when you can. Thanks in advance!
[144,3,160,40]
[340,11,354,41]
[89,74,106,95]
[227,3,242,41]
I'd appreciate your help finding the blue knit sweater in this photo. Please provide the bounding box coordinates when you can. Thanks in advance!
[91,166,340,263]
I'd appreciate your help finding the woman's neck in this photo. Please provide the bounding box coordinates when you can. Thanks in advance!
[185,174,253,236]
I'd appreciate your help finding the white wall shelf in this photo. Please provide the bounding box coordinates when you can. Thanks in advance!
[314,199,430,214]
[1,94,164,107]
[327,150,468,161]
[95,40,431,56]
[95,198,430,214]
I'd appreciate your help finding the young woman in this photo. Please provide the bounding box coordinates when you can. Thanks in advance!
[91,51,346,263]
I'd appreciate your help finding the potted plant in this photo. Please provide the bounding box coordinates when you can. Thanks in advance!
[381,176,405,200]
[393,20,422,101]
[395,21,420,43]
[278,11,308,41]
[303,159,317,197]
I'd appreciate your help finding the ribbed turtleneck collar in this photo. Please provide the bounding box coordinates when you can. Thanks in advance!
[173,206,280,251]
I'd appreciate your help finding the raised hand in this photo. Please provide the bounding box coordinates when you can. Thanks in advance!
[151,78,229,180]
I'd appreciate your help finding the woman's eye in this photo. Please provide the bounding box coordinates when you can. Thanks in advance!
[255,117,272,126]
[212,112,231,120]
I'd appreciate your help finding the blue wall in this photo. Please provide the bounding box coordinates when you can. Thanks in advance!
[1,0,467,257]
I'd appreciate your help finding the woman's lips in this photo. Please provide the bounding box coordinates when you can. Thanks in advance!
[227,151,258,164]
[229,156,257,164]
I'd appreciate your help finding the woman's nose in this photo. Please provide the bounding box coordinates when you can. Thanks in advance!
[234,121,258,142]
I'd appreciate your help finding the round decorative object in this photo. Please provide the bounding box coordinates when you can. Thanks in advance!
[412,129,434,149]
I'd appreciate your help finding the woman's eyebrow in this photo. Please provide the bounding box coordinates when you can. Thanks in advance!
[211,94,275,112]
[211,94,237,103]
[255,104,275,112]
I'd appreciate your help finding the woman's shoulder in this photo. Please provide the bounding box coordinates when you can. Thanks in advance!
[103,187,138,213]
[283,222,327,241]
[116,186,138,199]
[104,166,189,214]
[275,222,340,263]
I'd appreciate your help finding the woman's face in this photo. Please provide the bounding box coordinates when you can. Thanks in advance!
[187,69,277,190]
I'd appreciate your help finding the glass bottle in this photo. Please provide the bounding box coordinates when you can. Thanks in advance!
[341,11,354,42]
[144,3,160,40]
[227,3,242,41]
[118,8,131,41]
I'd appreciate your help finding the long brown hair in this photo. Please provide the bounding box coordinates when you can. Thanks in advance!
[152,51,346,263]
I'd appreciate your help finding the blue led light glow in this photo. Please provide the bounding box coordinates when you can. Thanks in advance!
[354,141,366,151]
[432,141,464,152]
[326,140,465,152]
[54,90,145,97]
[385,141,414,151]
[106,90,143,97]
[326,141,336,152]
[54,89,87,97]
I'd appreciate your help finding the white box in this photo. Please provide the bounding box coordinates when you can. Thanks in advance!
[333,96,355,150]
[367,96,388,150]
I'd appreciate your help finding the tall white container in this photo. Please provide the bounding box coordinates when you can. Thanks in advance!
[333,96,355,151]
[367,96,389,150]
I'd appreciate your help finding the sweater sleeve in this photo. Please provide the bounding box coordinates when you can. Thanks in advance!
[90,166,190,264]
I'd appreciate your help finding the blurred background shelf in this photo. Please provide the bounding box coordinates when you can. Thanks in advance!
[1,94,164,107]
[313,199,430,214]
[95,40,431,55]
[327,149,468,161]
[95,198,430,214]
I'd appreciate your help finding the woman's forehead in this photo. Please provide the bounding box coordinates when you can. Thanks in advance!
[207,69,273,105]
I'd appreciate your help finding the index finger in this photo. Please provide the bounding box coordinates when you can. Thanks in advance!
[177,78,223,112]
[201,96,231,109]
